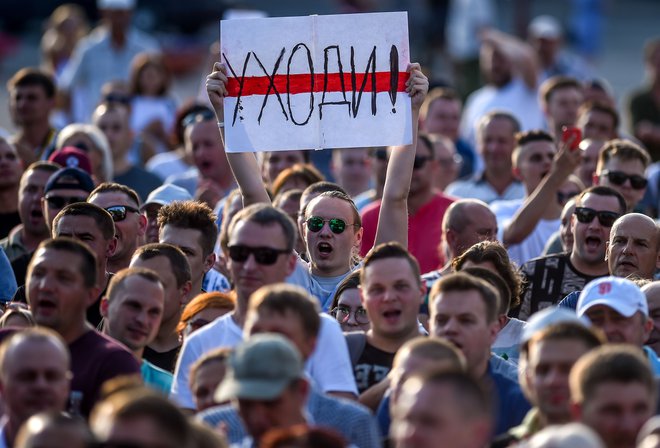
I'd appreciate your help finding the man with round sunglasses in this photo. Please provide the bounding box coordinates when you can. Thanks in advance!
[88,182,147,273]
[206,61,429,311]
[594,139,650,212]
[518,185,626,320]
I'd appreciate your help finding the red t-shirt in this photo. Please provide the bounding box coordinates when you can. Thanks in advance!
[359,193,454,274]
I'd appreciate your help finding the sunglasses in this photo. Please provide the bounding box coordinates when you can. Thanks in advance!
[45,195,87,209]
[306,216,356,234]
[556,190,580,204]
[413,155,431,170]
[601,170,648,190]
[573,207,620,227]
[227,245,290,265]
[105,205,140,222]
[331,305,370,325]
[182,109,215,127]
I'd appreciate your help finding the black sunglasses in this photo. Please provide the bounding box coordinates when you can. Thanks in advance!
[105,205,140,222]
[45,195,87,209]
[556,190,580,204]
[574,207,620,227]
[601,170,648,190]
[227,245,289,265]
[182,109,215,127]
[306,216,356,234]
[413,155,431,170]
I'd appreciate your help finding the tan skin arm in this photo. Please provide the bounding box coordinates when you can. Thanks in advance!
[206,62,271,206]
[503,139,581,245]
[374,63,429,248]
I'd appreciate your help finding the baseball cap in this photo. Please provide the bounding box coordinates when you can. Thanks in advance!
[97,0,135,10]
[44,167,95,195]
[215,333,303,402]
[577,276,648,318]
[140,184,192,211]
[48,147,92,175]
[521,306,587,345]
[528,15,562,40]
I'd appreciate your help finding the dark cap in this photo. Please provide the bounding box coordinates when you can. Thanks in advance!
[48,147,92,175]
[44,167,95,195]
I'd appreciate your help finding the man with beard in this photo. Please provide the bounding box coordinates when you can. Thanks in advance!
[518,186,626,320]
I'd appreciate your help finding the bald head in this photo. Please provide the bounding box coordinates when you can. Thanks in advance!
[606,213,660,279]
[443,200,497,260]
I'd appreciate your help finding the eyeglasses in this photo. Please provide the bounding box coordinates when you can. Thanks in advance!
[601,170,648,190]
[331,305,370,325]
[105,205,140,222]
[182,109,215,127]
[413,155,431,170]
[306,216,357,234]
[227,245,290,265]
[556,190,580,205]
[45,195,87,209]
[573,207,620,227]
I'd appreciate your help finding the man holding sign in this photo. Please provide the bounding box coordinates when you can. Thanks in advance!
[207,12,428,311]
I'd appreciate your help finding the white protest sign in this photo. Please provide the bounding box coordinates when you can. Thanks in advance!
[220,11,411,152]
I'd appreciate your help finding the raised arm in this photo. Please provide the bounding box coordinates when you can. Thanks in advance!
[206,62,271,206]
[374,63,429,247]
[503,140,581,245]
[481,28,539,91]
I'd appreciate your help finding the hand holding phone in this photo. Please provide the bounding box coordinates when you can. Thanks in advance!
[562,126,582,151]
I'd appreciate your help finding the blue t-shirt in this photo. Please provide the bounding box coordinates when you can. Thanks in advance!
[141,359,173,395]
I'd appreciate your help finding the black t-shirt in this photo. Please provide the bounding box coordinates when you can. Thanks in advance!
[0,212,20,240]
[353,342,396,394]
[519,252,605,320]
[143,345,180,373]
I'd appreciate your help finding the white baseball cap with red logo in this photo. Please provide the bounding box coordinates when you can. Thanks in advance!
[577,276,648,318]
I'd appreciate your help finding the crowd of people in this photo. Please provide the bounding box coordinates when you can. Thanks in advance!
[1,0,660,447]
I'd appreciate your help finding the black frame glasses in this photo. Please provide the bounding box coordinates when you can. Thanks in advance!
[601,170,648,190]
[105,205,140,222]
[573,207,620,227]
[331,305,370,325]
[227,245,290,265]
[45,195,88,209]
[306,216,356,234]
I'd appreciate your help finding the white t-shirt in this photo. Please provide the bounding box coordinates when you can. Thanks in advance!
[170,313,358,408]
[492,198,561,267]
[492,317,527,365]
